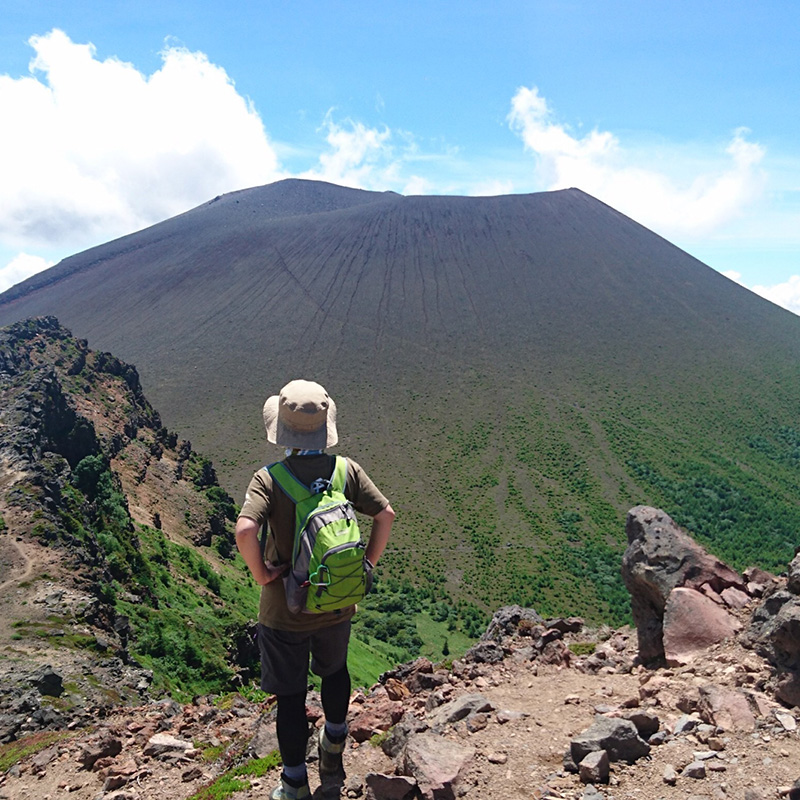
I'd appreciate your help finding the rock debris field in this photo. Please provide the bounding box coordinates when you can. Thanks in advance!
[3,505,800,800]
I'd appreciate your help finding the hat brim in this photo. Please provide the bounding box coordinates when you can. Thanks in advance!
[262,395,338,449]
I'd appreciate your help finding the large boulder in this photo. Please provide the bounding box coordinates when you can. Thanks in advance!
[622,506,745,663]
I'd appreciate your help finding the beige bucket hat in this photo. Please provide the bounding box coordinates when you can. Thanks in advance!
[262,379,338,449]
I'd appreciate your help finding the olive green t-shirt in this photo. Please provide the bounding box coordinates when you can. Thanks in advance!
[238,453,389,632]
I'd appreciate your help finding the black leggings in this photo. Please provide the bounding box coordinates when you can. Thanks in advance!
[276,664,351,767]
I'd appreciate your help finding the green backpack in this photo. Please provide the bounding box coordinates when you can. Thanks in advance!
[267,456,371,614]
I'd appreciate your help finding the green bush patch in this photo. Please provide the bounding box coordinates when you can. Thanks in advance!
[187,752,282,800]
[0,730,74,772]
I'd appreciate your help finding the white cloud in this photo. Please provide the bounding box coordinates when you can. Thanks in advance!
[468,179,515,197]
[402,175,433,196]
[508,86,766,238]
[715,267,800,317]
[752,275,800,316]
[299,113,398,190]
[0,253,55,293]
[0,29,282,255]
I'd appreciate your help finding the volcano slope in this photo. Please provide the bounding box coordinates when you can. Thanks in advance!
[2,179,800,623]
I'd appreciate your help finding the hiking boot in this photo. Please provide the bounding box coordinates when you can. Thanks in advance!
[318,726,347,785]
[270,773,310,800]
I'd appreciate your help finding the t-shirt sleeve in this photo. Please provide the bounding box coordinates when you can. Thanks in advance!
[238,470,271,525]
[346,458,389,517]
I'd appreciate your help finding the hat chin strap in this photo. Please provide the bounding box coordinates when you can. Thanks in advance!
[285,448,325,457]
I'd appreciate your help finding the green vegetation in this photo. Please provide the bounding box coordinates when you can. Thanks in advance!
[7,189,800,653]
[117,525,262,698]
[187,752,281,800]
[369,729,392,748]
[350,577,484,686]
[0,730,75,772]
[568,642,596,656]
[10,314,800,704]
[17,449,261,699]
[16,448,481,698]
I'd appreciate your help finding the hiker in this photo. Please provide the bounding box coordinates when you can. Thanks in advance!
[235,379,395,800]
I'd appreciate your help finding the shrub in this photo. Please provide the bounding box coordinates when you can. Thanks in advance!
[568,642,596,656]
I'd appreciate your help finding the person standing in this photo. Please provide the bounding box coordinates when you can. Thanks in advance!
[235,380,395,799]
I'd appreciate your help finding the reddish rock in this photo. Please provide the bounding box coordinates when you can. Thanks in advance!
[540,639,572,667]
[349,695,405,742]
[78,735,123,770]
[698,684,755,732]
[743,566,778,597]
[93,756,118,772]
[700,583,724,605]
[775,673,800,708]
[305,701,324,725]
[675,687,701,713]
[99,758,139,792]
[402,732,475,800]
[663,587,741,665]
[365,772,418,800]
[579,750,609,784]
[721,586,751,609]
[385,678,411,701]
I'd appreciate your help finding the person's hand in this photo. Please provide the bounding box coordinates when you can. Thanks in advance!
[259,560,289,585]
[363,557,375,594]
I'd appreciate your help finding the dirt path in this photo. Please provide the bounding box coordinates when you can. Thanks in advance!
[0,534,34,593]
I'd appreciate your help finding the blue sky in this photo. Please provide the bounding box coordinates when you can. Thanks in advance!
[2,1,799,311]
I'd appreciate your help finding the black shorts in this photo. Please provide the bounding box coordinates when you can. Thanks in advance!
[257,620,351,696]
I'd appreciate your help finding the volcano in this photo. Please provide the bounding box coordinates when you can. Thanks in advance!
[2,180,799,620]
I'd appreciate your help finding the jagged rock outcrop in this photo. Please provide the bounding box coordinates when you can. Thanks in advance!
[622,505,747,664]
[623,505,800,709]
[480,605,543,641]
[745,589,800,707]
[0,317,242,740]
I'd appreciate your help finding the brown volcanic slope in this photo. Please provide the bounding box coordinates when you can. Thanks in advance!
[2,179,800,616]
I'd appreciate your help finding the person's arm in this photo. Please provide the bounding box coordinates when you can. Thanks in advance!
[235,516,288,585]
[364,503,395,566]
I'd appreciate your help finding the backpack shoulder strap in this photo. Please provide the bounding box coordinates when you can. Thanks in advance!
[330,456,348,494]
[266,461,312,504]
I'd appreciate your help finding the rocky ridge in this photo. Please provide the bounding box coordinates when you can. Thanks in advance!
[0,318,241,737]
